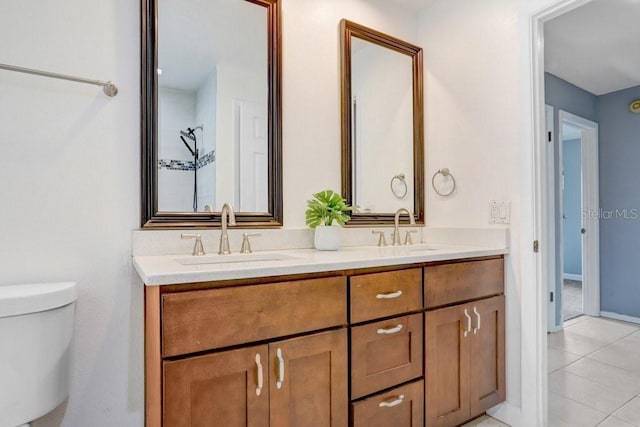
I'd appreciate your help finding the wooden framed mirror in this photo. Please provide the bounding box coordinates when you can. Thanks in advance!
[340,19,424,225]
[141,0,282,228]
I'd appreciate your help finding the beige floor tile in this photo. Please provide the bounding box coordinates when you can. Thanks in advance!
[462,415,510,426]
[548,347,582,373]
[548,329,610,356]
[622,330,640,345]
[613,397,640,425]
[548,392,608,426]
[588,341,640,372]
[565,317,639,344]
[549,369,637,414]
[598,416,638,427]
[563,358,640,396]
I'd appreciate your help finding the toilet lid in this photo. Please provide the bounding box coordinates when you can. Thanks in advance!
[0,282,77,318]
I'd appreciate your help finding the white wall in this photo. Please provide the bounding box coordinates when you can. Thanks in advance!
[282,0,418,226]
[419,0,576,425]
[418,0,523,419]
[0,1,142,426]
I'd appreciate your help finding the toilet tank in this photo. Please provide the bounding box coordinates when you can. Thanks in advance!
[0,282,77,427]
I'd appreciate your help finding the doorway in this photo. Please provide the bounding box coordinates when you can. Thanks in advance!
[545,106,600,331]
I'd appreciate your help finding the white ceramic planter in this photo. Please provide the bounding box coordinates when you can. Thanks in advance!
[314,225,341,251]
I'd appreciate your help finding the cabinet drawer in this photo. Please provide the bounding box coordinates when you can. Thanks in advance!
[350,268,422,323]
[424,258,503,309]
[161,276,347,357]
[352,380,424,427]
[351,313,423,399]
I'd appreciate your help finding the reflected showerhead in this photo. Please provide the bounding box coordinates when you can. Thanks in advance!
[180,129,195,141]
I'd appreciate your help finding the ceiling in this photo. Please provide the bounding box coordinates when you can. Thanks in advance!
[544,0,640,96]
[158,0,266,91]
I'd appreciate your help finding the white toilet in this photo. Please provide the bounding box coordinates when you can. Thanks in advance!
[0,282,77,427]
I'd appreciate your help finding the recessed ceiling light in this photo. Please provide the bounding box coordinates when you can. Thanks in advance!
[157,68,162,76]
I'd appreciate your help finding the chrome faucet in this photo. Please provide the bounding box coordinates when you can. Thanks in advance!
[218,203,237,254]
[392,208,416,246]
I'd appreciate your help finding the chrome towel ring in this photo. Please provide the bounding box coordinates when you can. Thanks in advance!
[390,173,408,199]
[431,168,456,197]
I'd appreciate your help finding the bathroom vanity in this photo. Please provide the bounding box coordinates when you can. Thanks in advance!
[136,245,506,427]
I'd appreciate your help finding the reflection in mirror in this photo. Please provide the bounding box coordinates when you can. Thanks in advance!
[351,37,414,213]
[141,0,282,227]
[341,19,424,225]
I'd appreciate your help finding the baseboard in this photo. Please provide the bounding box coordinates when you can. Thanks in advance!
[563,273,582,281]
[548,322,563,333]
[487,401,522,427]
[600,311,640,325]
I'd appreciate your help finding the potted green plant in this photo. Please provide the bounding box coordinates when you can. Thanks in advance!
[305,190,354,250]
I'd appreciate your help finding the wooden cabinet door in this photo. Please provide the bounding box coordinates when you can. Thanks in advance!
[269,329,348,427]
[163,345,269,427]
[469,295,505,417]
[425,305,470,427]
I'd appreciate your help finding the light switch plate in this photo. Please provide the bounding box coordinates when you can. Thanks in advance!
[490,201,510,224]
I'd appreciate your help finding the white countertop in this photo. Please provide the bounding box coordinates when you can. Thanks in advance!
[133,243,508,286]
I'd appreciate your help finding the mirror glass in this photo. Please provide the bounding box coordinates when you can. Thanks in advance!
[141,0,282,227]
[341,20,424,225]
[351,37,414,213]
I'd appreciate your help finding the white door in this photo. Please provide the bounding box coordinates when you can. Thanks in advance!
[558,110,600,318]
[234,100,268,212]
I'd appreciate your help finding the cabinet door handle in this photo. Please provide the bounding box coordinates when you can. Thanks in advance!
[377,324,404,335]
[473,306,481,335]
[255,353,263,396]
[376,290,403,299]
[276,348,285,389]
[463,308,472,337]
[379,394,405,408]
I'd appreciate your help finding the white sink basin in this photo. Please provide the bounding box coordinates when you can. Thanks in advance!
[175,253,299,266]
[407,244,459,253]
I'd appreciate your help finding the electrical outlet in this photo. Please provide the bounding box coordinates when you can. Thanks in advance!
[490,201,510,224]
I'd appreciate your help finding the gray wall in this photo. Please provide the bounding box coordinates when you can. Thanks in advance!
[598,85,640,318]
[562,138,582,276]
[545,73,598,325]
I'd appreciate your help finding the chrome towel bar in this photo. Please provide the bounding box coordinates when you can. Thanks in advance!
[0,63,118,97]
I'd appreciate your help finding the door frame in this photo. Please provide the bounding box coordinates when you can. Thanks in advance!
[557,110,600,319]
[545,105,560,331]
[519,0,595,425]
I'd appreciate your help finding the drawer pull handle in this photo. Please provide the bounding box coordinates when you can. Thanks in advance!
[376,290,403,299]
[473,306,481,335]
[276,348,285,389]
[463,309,472,337]
[255,354,263,396]
[379,394,405,408]
[377,324,404,335]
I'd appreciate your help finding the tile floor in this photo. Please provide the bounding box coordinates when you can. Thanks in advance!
[459,316,640,427]
[548,315,640,426]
